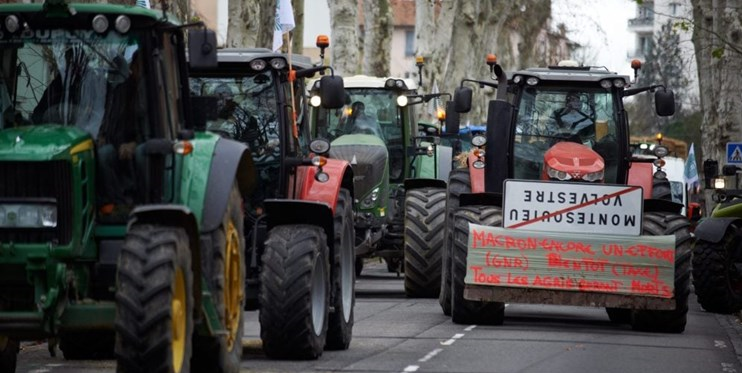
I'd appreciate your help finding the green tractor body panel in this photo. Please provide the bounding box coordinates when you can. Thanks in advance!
[178,131,220,225]
[0,126,91,161]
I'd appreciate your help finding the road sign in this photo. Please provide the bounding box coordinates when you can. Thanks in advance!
[727,142,742,164]
[502,180,644,236]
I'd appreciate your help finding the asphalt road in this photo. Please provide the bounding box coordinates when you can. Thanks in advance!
[15,259,742,373]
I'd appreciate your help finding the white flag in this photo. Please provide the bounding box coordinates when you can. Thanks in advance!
[684,143,699,191]
[272,0,295,52]
[136,0,150,8]
[427,80,439,118]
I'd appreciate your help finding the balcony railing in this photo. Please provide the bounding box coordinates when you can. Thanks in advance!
[628,17,654,27]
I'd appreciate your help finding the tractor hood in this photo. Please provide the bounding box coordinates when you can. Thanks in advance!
[330,134,388,198]
[0,125,91,161]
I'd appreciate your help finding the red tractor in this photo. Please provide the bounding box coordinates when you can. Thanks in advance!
[440,57,691,333]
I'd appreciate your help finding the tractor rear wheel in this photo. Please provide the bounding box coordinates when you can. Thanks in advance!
[259,225,330,359]
[451,206,505,325]
[192,184,245,372]
[115,225,194,373]
[630,212,691,333]
[692,225,742,313]
[440,169,471,315]
[404,187,446,298]
[326,189,356,350]
[0,336,18,373]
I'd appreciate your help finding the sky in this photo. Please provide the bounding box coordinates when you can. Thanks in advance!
[303,0,636,75]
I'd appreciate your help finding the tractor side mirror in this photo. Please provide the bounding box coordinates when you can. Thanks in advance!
[453,86,473,113]
[188,29,218,69]
[654,88,675,117]
[444,100,460,135]
[722,164,742,176]
[190,96,218,130]
[319,75,345,109]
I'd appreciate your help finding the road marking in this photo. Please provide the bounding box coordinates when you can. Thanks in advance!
[28,370,51,373]
[418,348,443,362]
[464,325,477,331]
[722,362,737,372]
[715,340,728,349]
[403,365,420,372]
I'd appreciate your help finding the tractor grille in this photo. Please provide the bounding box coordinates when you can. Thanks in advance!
[330,144,387,198]
[0,161,73,244]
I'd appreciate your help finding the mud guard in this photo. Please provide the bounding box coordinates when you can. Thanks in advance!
[263,199,334,251]
[128,205,203,311]
[290,158,352,214]
[404,178,447,191]
[202,138,256,232]
[694,217,742,244]
[467,153,485,193]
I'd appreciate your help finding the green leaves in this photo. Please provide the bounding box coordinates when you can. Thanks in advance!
[712,47,725,59]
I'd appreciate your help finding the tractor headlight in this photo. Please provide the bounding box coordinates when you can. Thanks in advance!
[269,58,286,69]
[310,95,322,107]
[0,203,57,228]
[361,188,380,209]
[714,177,726,189]
[249,59,267,71]
[396,95,408,107]
[653,145,669,158]
[582,170,604,182]
[546,165,572,181]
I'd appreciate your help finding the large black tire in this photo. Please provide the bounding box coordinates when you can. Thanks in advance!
[692,224,742,313]
[115,225,194,373]
[326,189,356,350]
[605,308,631,324]
[451,205,505,325]
[404,187,446,298]
[259,225,330,359]
[630,212,692,333]
[59,330,114,360]
[440,169,471,316]
[192,184,246,372]
[0,336,18,373]
[652,178,672,201]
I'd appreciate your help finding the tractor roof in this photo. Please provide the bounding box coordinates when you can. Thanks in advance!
[0,2,173,23]
[341,75,418,90]
[511,65,630,84]
[216,48,313,70]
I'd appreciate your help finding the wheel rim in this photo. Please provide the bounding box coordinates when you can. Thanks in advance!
[224,221,243,351]
[341,219,353,321]
[171,268,186,373]
[311,255,327,335]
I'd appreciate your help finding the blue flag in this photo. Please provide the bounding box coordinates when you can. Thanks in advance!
[684,143,699,191]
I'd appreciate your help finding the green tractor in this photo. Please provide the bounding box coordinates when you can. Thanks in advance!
[0,2,253,372]
[307,74,453,298]
[188,45,356,358]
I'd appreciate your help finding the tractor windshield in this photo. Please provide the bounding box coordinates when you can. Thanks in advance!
[0,30,146,139]
[314,88,403,145]
[513,86,620,183]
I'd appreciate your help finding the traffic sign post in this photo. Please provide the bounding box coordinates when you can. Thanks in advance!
[727,142,742,164]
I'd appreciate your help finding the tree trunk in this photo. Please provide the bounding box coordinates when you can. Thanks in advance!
[362,0,392,76]
[690,0,742,165]
[292,0,304,55]
[328,0,360,76]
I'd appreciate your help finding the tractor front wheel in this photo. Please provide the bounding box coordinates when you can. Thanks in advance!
[0,336,18,373]
[326,189,356,350]
[259,225,330,359]
[404,187,446,298]
[115,225,194,373]
[631,212,691,333]
[440,169,471,315]
[692,225,742,314]
[451,206,505,325]
[192,184,246,372]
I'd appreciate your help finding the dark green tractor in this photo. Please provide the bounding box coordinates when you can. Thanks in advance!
[0,2,253,372]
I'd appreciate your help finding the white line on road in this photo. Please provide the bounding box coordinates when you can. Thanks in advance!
[418,348,443,362]
[403,365,420,372]
[452,333,464,339]
[715,340,728,349]
[722,362,737,373]
[464,325,477,331]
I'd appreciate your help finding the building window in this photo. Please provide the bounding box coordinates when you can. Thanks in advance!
[669,2,680,15]
[405,30,414,57]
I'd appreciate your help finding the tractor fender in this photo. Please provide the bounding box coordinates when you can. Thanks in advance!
[627,162,654,200]
[404,178,447,191]
[291,158,351,214]
[263,199,335,251]
[694,217,742,244]
[128,204,203,310]
[202,138,256,232]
